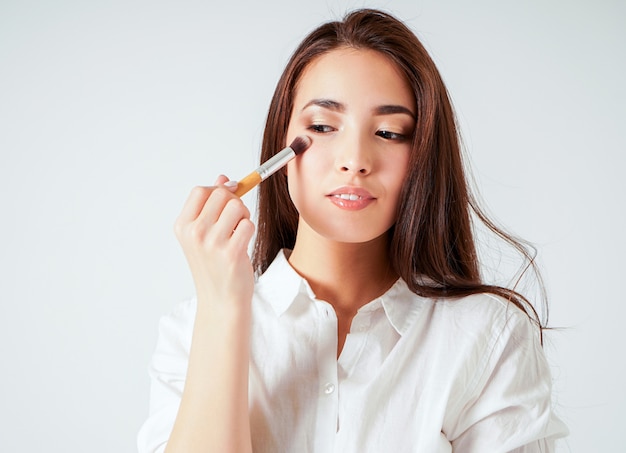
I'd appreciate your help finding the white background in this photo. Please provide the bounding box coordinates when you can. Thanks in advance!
[1,0,624,451]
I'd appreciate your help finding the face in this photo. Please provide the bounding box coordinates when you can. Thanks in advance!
[285,47,415,244]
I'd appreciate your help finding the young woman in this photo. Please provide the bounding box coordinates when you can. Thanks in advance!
[138,9,567,453]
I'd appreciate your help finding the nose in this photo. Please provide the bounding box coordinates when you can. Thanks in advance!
[336,138,372,176]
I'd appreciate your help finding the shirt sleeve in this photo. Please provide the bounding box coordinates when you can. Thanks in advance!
[137,299,195,453]
[446,305,568,452]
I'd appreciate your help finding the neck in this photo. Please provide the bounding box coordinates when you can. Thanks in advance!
[288,222,397,316]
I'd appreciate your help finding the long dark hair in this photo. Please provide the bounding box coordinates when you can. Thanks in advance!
[252,9,545,335]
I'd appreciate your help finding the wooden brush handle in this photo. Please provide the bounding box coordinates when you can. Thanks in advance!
[234,171,262,197]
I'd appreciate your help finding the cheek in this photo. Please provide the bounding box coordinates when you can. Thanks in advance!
[285,158,309,210]
[287,147,327,184]
[384,155,411,196]
[286,150,329,211]
[378,162,410,225]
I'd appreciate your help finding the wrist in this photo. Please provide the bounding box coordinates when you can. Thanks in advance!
[195,293,252,326]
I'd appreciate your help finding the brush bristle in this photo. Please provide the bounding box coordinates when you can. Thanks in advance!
[289,135,312,156]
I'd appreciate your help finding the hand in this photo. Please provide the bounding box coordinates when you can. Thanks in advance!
[174,175,255,312]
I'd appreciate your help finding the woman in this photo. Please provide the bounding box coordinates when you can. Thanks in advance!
[138,9,567,452]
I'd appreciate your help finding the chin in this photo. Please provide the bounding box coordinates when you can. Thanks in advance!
[309,223,393,246]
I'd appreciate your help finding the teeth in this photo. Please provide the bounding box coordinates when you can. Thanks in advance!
[335,194,362,200]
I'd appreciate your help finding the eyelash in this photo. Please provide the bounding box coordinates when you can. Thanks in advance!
[308,124,336,133]
[376,130,407,141]
[307,124,408,141]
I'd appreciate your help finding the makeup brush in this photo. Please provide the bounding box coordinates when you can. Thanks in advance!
[234,135,312,197]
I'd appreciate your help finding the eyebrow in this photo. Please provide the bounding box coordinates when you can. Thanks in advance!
[302,98,345,112]
[375,104,416,120]
[302,98,416,119]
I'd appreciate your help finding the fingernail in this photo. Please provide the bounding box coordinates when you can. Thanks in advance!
[224,180,238,190]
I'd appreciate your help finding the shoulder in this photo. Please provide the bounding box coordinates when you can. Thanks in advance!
[431,294,566,448]
[396,286,544,378]
[426,293,548,403]
[387,280,540,342]
[432,291,541,345]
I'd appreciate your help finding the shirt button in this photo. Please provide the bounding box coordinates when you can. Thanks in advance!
[324,382,335,394]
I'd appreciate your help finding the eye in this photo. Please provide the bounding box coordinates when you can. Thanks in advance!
[308,124,336,134]
[376,130,408,141]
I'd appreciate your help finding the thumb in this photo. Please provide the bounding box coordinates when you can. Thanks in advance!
[214,174,229,185]
[214,174,238,192]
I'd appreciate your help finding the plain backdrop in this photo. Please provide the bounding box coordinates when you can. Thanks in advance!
[1,0,624,451]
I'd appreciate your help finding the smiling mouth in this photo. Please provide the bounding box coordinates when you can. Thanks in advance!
[327,188,376,211]
[328,187,375,200]
[332,193,364,201]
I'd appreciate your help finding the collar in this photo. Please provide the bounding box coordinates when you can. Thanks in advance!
[379,279,424,336]
[256,249,424,336]
[255,249,309,317]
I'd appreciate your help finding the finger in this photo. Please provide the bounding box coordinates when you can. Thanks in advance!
[231,218,255,250]
[224,180,238,192]
[210,198,251,241]
[177,173,236,225]
[214,174,239,193]
[214,174,229,185]
[196,187,239,228]
[176,186,214,224]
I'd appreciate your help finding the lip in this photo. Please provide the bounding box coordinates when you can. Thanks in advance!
[327,186,376,210]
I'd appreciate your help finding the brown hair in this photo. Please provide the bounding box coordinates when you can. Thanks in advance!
[252,9,545,334]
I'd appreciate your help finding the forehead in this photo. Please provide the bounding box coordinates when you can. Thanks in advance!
[294,47,415,108]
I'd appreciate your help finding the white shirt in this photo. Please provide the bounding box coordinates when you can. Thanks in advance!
[138,250,567,452]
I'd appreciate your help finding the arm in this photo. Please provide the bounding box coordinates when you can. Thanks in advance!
[165,176,255,453]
